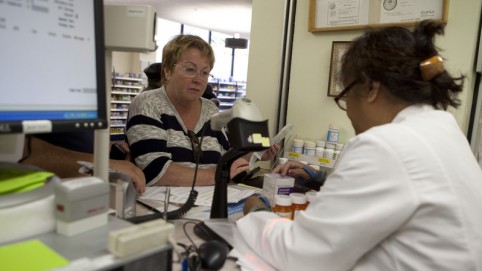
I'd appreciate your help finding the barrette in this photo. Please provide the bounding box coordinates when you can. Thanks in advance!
[420,55,445,81]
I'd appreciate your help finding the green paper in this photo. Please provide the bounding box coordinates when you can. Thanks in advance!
[0,169,53,195]
[0,239,69,270]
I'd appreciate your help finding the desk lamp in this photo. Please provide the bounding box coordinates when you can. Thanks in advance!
[209,97,270,218]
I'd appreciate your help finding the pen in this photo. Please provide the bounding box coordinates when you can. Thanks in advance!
[164,186,171,220]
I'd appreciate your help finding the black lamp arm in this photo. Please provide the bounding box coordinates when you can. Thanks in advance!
[209,148,250,219]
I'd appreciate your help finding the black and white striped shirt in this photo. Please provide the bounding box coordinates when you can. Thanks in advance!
[126,87,229,186]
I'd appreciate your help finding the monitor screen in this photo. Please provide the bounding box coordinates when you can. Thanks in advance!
[0,0,106,134]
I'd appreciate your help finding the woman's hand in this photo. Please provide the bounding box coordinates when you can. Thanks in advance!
[230,157,250,179]
[272,160,311,181]
[260,144,281,161]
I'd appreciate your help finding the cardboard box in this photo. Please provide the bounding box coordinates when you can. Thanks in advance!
[262,173,294,207]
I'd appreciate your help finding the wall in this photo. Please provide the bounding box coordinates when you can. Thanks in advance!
[111,51,144,75]
[248,0,482,144]
[246,0,287,135]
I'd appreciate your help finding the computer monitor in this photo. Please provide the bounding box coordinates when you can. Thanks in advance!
[0,0,107,161]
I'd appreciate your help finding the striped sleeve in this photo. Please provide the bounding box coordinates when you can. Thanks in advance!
[126,88,231,186]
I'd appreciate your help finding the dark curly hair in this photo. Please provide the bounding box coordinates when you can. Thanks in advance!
[340,20,464,110]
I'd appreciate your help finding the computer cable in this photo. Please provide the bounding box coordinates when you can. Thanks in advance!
[126,124,209,224]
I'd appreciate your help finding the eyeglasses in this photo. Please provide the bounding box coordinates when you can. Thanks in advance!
[174,64,212,81]
[334,80,358,111]
[187,130,203,162]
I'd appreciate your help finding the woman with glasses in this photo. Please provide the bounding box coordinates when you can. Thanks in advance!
[239,20,482,270]
[126,35,277,187]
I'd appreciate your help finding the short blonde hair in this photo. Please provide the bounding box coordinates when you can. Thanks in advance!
[161,35,215,86]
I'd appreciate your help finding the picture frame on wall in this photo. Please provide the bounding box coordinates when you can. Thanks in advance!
[327,41,351,97]
[309,0,448,33]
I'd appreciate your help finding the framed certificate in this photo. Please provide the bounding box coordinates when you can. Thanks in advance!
[327,41,351,97]
[309,0,449,32]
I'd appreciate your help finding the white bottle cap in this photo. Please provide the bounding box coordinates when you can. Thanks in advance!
[325,142,336,149]
[328,123,339,130]
[303,141,316,148]
[292,139,304,147]
[316,140,325,148]
[335,143,344,150]
[290,193,307,204]
[275,194,292,206]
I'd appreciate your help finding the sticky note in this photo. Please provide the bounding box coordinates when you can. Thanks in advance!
[0,239,69,270]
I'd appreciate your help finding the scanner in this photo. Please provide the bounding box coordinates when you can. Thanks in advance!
[208,97,270,219]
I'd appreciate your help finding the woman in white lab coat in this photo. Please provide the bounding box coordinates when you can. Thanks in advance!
[238,20,482,271]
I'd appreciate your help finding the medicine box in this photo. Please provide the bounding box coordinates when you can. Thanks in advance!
[262,173,294,207]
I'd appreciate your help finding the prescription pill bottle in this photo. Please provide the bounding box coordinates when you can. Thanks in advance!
[316,140,325,148]
[290,193,308,220]
[272,194,293,219]
[333,143,344,160]
[333,150,341,160]
[327,123,340,144]
[305,191,317,206]
[315,147,324,157]
[303,141,316,157]
[292,139,304,154]
[323,148,335,159]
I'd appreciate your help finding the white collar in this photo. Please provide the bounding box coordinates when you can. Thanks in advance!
[392,104,435,123]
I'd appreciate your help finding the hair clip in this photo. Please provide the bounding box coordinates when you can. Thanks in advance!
[420,55,445,81]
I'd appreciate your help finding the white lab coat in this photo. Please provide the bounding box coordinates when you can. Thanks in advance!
[237,105,482,271]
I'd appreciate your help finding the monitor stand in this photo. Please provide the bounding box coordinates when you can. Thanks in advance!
[0,134,24,163]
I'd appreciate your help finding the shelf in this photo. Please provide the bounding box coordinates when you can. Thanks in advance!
[112,91,139,95]
[220,102,234,107]
[113,76,142,82]
[112,85,143,89]
[218,95,237,99]
[110,72,143,139]
[284,151,335,169]
[208,79,247,111]
[209,81,245,86]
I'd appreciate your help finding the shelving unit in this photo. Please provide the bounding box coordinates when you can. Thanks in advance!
[110,72,143,140]
[283,151,336,169]
[209,80,246,110]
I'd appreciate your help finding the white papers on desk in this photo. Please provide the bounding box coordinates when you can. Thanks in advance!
[139,186,257,207]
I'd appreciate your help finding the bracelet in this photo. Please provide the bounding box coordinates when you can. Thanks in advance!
[302,166,317,179]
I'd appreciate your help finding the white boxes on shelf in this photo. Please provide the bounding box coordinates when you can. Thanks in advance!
[262,173,295,207]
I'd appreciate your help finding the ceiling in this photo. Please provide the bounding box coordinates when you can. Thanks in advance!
[104,0,253,39]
